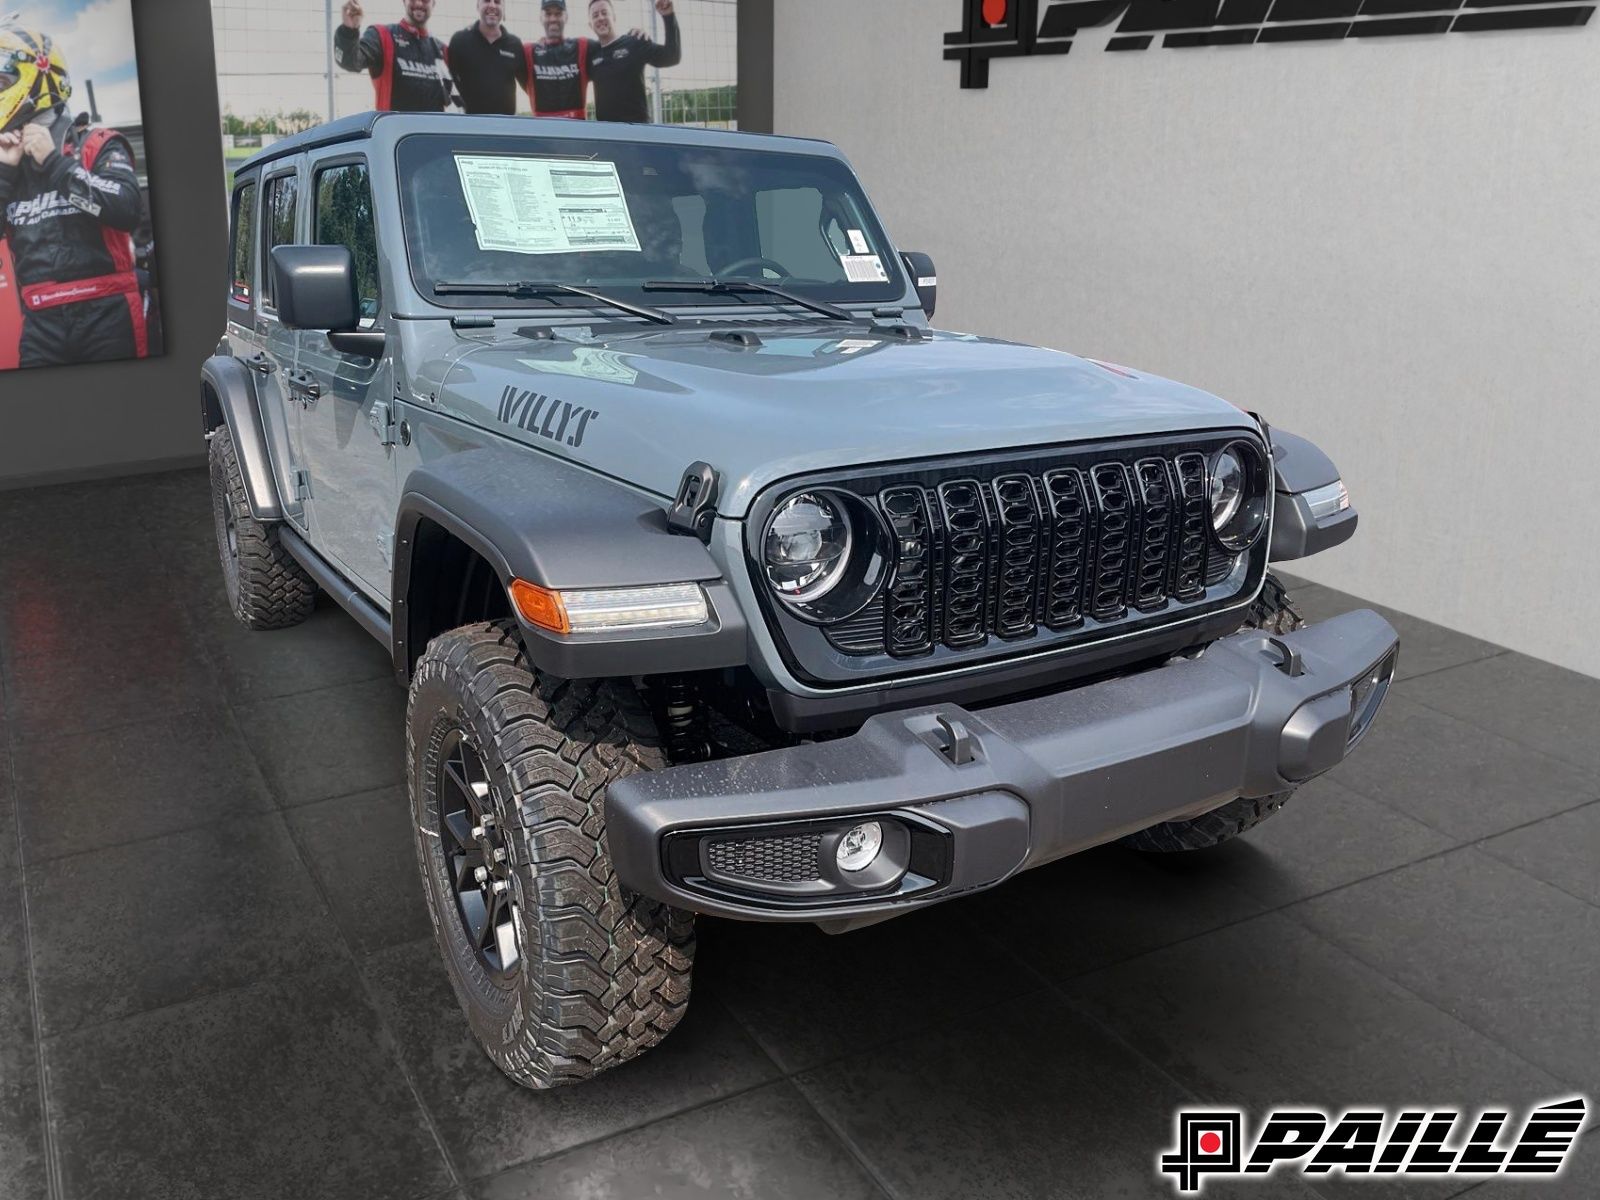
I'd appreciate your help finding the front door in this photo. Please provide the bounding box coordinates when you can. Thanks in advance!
[292,156,396,603]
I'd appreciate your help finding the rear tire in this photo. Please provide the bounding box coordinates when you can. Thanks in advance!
[208,425,315,630]
[1120,572,1305,853]
[408,621,695,1089]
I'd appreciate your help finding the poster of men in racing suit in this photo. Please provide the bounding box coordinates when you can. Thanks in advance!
[0,1,162,371]
[323,1,727,127]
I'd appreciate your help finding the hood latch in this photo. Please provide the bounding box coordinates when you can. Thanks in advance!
[667,462,720,543]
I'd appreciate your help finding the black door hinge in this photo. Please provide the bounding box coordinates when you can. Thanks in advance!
[667,461,720,543]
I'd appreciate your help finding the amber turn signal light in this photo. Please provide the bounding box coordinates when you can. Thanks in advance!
[508,579,570,635]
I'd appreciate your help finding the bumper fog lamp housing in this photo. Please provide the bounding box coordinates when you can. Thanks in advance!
[836,821,883,872]
[1348,649,1397,746]
[511,580,709,635]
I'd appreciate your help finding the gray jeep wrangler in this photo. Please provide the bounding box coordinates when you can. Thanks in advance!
[203,112,1397,1089]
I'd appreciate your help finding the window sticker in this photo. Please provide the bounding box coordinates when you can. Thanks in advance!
[847,228,871,254]
[840,254,889,284]
[454,156,641,255]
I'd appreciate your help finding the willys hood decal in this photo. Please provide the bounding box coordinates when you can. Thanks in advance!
[436,327,1255,516]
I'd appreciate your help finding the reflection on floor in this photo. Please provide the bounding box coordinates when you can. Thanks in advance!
[0,470,1596,1199]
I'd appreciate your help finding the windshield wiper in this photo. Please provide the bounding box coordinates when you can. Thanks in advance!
[433,281,676,326]
[642,278,854,322]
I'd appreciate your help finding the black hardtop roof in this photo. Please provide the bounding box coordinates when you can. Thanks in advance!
[232,112,835,179]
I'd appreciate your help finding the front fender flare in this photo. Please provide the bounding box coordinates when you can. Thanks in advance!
[393,445,747,679]
[201,354,282,522]
[1269,427,1358,562]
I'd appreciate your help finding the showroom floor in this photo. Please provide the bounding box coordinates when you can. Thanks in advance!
[0,468,1596,1200]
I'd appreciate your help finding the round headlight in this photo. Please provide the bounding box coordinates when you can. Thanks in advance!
[764,492,852,601]
[1209,441,1268,551]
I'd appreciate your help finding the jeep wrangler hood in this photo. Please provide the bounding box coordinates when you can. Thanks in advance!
[437,327,1255,516]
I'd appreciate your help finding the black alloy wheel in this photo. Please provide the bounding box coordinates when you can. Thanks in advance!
[436,731,520,979]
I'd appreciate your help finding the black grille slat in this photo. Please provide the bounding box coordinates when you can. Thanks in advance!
[1132,458,1175,613]
[936,480,990,649]
[1170,452,1209,600]
[880,486,934,657]
[1088,463,1134,622]
[990,475,1041,638]
[1041,468,1089,630]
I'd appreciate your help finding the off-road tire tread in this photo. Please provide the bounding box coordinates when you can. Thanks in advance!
[409,621,693,1089]
[1119,572,1305,853]
[208,426,315,630]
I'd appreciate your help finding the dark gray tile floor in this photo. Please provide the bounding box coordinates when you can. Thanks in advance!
[0,472,1595,1200]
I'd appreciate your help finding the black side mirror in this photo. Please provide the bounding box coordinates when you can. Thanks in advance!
[270,245,385,357]
[271,244,358,330]
[901,251,937,320]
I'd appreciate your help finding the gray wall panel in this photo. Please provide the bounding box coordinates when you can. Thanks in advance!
[772,0,1600,677]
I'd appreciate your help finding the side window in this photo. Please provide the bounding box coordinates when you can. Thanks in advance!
[229,181,257,306]
[260,173,299,310]
[314,162,381,320]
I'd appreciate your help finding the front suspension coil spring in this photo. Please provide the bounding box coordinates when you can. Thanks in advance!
[657,676,712,764]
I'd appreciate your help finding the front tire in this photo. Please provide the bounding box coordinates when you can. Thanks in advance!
[1119,572,1306,853]
[408,621,694,1089]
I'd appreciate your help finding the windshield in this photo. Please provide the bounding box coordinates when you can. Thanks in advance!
[397,134,907,312]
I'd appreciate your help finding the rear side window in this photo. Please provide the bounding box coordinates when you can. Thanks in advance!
[229,181,257,305]
[314,162,380,319]
[260,173,299,310]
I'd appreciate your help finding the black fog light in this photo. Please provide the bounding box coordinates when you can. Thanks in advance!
[1347,649,1397,747]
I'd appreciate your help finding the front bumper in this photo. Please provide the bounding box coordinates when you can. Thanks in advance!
[606,610,1399,923]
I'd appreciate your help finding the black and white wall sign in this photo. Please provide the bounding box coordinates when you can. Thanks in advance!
[945,0,1596,88]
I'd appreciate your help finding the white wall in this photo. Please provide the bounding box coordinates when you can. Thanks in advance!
[772,1,1600,677]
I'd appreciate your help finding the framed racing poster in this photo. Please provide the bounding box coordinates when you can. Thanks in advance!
[0,0,162,372]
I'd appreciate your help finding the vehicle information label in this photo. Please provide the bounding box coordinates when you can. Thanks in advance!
[454,156,641,255]
[840,253,889,283]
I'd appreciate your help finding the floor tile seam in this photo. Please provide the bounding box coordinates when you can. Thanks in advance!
[1464,793,1600,912]
[458,1076,819,1188]
[760,1076,911,1200]
[1396,687,1600,777]
[35,907,363,1046]
[6,730,65,1200]
[1273,899,1591,1096]
[262,740,468,1194]
[1324,767,1600,851]
[1026,841,1468,988]
[18,801,294,872]
[1391,648,1508,685]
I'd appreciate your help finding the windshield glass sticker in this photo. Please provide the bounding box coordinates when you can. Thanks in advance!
[454,156,641,256]
[847,228,871,254]
[840,254,889,284]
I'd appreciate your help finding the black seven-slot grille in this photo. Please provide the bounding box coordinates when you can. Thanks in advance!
[819,439,1242,660]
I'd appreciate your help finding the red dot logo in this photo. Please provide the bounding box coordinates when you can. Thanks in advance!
[1199,1132,1223,1155]
[982,0,1008,26]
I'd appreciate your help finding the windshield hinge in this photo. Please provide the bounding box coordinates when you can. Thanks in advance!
[293,469,312,501]
[667,462,720,543]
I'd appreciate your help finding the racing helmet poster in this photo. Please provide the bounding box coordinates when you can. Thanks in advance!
[0,0,162,372]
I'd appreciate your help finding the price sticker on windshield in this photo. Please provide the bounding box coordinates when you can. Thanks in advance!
[840,254,889,284]
[454,156,641,256]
